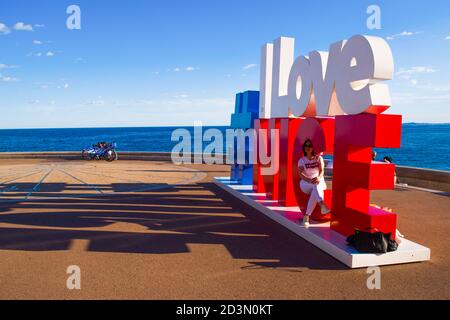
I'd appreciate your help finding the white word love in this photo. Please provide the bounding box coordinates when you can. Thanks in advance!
[260,35,394,118]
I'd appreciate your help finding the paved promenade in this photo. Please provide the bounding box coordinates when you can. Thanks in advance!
[0,159,448,299]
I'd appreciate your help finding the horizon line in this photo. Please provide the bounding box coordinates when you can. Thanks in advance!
[0,122,449,131]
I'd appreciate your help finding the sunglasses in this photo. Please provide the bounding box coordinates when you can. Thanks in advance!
[305,144,313,148]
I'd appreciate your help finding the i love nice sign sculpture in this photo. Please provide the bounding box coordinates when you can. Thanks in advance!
[253,35,401,238]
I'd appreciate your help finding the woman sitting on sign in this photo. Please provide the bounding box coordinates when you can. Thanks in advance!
[298,139,331,227]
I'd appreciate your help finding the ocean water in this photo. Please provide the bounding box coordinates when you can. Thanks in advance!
[0,124,448,171]
[374,123,450,171]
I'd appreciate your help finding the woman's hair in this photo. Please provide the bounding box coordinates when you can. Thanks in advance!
[302,139,315,157]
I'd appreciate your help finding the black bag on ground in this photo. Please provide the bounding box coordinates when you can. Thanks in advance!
[387,238,399,252]
[347,229,397,254]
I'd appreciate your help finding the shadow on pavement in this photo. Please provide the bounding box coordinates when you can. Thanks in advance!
[0,181,346,271]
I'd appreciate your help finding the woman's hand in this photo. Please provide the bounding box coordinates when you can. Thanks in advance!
[311,177,320,185]
[298,166,308,183]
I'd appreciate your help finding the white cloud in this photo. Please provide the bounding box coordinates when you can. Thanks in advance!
[446,36,450,40]
[33,40,43,45]
[386,31,422,40]
[0,23,10,35]
[406,83,450,92]
[396,66,437,76]
[0,63,17,69]
[393,93,450,104]
[424,85,450,92]
[34,24,45,28]
[0,73,19,82]
[56,83,69,89]
[14,22,33,32]
[74,57,86,63]
[138,97,233,109]
[242,63,257,70]
[398,74,412,81]
[173,66,198,72]
[29,52,52,58]
[35,81,70,90]
[87,96,106,106]
[172,93,189,99]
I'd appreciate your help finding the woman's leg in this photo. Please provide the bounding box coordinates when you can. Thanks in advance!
[300,180,316,216]
[311,180,327,204]
[300,180,313,196]
[304,180,327,216]
[313,181,331,214]
[305,191,318,216]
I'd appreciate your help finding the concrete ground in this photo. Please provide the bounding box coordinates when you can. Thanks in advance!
[0,159,448,300]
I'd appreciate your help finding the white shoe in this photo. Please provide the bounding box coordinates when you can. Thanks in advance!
[320,203,331,215]
[302,216,310,228]
[396,229,404,238]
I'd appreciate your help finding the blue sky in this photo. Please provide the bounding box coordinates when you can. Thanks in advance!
[0,0,449,128]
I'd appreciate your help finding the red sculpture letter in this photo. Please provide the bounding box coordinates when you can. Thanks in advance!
[331,114,402,238]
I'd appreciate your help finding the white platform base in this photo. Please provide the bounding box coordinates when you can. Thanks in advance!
[214,177,431,269]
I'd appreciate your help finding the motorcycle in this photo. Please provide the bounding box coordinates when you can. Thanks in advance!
[82,142,118,162]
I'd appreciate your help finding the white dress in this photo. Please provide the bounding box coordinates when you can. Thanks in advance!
[298,155,327,216]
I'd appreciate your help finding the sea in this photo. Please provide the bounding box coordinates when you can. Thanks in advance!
[0,123,448,171]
